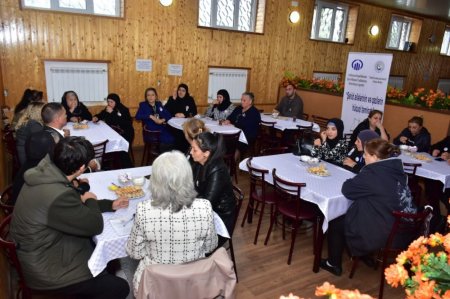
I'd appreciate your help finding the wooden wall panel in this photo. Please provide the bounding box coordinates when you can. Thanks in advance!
[0,0,449,117]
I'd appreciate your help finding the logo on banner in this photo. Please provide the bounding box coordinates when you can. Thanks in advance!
[351,59,363,70]
[375,61,385,73]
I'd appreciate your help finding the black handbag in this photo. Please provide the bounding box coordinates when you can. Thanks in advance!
[293,134,314,156]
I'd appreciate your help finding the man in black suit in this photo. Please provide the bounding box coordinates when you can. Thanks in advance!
[41,102,69,143]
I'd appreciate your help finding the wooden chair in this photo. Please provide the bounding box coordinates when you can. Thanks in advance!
[110,123,135,165]
[91,139,109,169]
[258,120,280,154]
[241,158,278,245]
[220,132,241,184]
[349,207,432,299]
[264,169,323,265]
[403,162,422,206]
[260,146,289,156]
[2,128,20,179]
[301,113,309,121]
[0,185,14,216]
[312,115,329,131]
[228,184,244,282]
[142,125,161,166]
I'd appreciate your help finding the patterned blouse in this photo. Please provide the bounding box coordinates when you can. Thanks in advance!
[205,104,236,121]
[311,139,349,164]
[126,198,218,296]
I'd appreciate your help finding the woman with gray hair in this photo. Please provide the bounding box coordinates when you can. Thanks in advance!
[126,151,218,297]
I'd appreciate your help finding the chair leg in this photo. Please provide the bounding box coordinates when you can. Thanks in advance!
[378,254,388,299]
[241,199,253,227]
[254,202,266,245]
[264,207,276,246]
[287,220,299,265]
[282,215,286,240]
[228,238,238,283]
[349,257,360,279]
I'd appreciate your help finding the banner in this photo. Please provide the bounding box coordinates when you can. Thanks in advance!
[341,52,393,134]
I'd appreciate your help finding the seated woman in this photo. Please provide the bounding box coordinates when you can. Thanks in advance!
[190,132,236,246]
[349,110,389,146]
[393,116,431,152]
[93,93,134,143]
[205,89,235,121]
[14,102,45,165]
[126,151,218,297]
[61,90,92,122]
[343,129,380,173]
[12,89,43,127]
[223,92,261,159]
[311,118,348,165]
[320,139,416,276]
[431,135,450,161]
[164,83,197,118]
[135,87,174,152]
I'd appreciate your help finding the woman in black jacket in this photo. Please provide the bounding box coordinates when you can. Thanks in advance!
[93,93,134,143]
[190,132,236,246]
[348,110,389,146]
[320,139,416,276]
[164,83,197,118]
[393,116,431,152]
[61,90,92,122]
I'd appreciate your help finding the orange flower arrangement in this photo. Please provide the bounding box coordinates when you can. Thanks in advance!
[384,216,450,298]
[278,282,374,299]
[386,86,450,110]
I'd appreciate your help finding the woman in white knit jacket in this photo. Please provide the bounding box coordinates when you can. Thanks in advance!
[126,151,218,296]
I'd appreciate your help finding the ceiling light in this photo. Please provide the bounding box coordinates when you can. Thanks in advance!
[160,0,173,6]
[369,25,380,36]
[289,11,300,24]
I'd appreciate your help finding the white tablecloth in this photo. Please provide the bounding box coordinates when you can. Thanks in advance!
[260,114,320,132]
[81,166,229,276]
[239,153,355,232]
[168,117,248,144]
[67,121,129,153]
[399,152,450,189]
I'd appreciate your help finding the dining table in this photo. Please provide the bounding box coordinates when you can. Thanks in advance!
[66,120,129,153]
[260,113,321,133]
[398,151,450,190]
[80,166,229,277]
[167,117,248,144]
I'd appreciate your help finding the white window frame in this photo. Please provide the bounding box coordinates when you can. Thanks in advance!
[388,76,405,89]
[440,26,450,56]
[311,0,349,43]
[21,0,123,17]
[199,0,259,32]
[386,15,412,51]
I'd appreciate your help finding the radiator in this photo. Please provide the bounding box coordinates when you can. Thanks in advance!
[208,68,249,102]
[44,61,108,103]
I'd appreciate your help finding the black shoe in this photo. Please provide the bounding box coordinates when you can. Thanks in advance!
[319,259,342,276]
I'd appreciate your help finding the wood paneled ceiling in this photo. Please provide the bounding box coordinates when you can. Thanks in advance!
[357,0,450,22]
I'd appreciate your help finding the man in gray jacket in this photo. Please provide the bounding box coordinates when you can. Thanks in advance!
[11,137,129,298]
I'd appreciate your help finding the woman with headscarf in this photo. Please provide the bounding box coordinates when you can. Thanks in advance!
[61,91,92,122]
[205,89,236,121]
[164,83,197,118]
[311,118,348,164]
[343,129,380,173]
[93,93,134,143]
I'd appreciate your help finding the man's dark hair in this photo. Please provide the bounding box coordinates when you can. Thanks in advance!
[53,137,94,175]
[41,102,64,124]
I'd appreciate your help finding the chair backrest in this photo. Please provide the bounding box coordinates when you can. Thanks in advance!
[344,133,352,144]
[403,162,422,205]
[92,139,109,161]
[231,185,244,237]
[142,125,161,143]
[260,121,277,138]
[260,147,289,156]
[0,185,14,215]
[312,115,329,131]
[2,128,21,178]
[384,207,433,252]
[220,132,240,157]
[246,158,270,197]
[136,247,236,299]
[272,169,306,219]
[403,162,422,176]
[0,215,28,291]
[301,113,309,121]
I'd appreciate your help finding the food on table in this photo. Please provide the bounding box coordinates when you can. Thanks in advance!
[114,186,145,199]
[412,154,432,162]
[307,164,330,176]
[73,123,89,129]
[108,185,119,191]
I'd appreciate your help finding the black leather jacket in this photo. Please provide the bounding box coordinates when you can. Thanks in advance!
[192,159,236,231]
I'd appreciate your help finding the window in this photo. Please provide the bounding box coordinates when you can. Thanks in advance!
[437,79,450,95]
[313,72,341,82]
[310,0,349,43]
[198,0,265,33]
[388,76,405,89]
[386,16,412,50]
[21,0,123,17]
[440,26,450,56]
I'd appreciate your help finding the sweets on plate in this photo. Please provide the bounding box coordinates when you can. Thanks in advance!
[412,154,432,162]
[114,186,145,199]
[307,164,330,177]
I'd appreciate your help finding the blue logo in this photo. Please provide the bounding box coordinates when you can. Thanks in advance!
[351,59,363,71]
